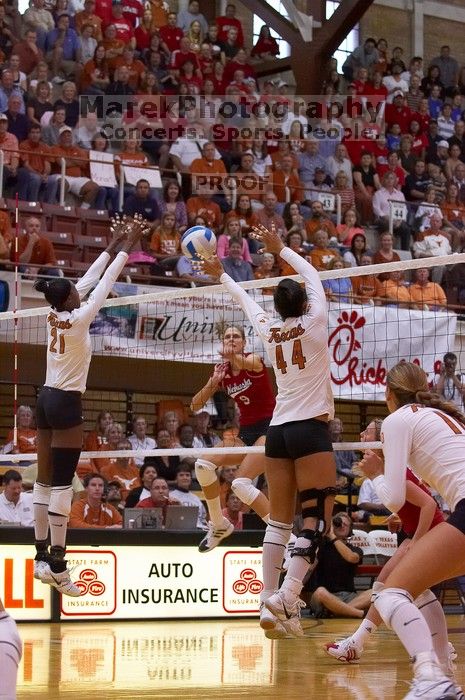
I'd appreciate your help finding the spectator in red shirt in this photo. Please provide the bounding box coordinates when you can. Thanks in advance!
[94,0,112,25]
[171,36,200,73]
[109,0,134,48]
[137,478,181,526]
[251,24,279,59]
[120,0,143,28]
[159,12,183,54]
[216,3,244,47]
[385,91,413,132]
[377,150,407,188]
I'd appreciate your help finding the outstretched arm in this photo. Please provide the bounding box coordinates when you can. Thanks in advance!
[190,362,227,412]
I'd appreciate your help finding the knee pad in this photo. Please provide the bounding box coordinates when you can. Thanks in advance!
[373,587,414,629]
[232,477,260,507]
[195,459,218,488]
[263,519,293,548]
[51,448,81,486]
[299,486,338,533]
[48,485,73,518]
[414,589,437,610]
[33,482,52,505]
[291,528,324,564]
[370,580,385,603]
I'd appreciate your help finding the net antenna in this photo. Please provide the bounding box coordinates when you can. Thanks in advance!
[12,193,19,450]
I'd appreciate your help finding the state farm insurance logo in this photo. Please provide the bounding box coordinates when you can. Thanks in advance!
[75,568,106,596]
[223,551,263,614]
[61,550,117,617]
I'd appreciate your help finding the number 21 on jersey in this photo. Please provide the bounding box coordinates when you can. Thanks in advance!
[275,339,307,374]
[49,326,65,354]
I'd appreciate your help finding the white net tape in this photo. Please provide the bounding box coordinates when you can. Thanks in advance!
[0,252,463,320]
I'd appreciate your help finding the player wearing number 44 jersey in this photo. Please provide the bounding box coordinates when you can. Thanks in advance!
[197,223,336,639]
[31,215,149,598]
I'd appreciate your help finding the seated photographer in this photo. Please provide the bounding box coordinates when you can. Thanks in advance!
[307,512,372,618]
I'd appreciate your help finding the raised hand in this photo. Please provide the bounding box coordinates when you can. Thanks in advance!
[110,213,131,242]
[126,213,152,245]
[212,362,228,385]
[192,254,224,279]
[250,222,285,254]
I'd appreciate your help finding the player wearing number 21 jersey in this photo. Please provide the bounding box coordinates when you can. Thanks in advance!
[221,246,334,425]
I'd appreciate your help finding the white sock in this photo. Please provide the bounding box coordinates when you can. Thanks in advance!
[195,460,224,528]
[262,519,293,595]
[415,590,450,671]
[280,534,317,600]
[351,618,379,648]
[33,482,51,541]
[0,612,22,699]
[49,514,68,549]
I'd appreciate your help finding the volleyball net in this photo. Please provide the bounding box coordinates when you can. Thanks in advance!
[1,251,464,462]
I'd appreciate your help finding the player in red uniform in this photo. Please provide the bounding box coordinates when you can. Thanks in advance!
[325,418,450,665]
[191,325,277,552]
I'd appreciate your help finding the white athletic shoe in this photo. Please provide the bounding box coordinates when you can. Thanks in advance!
[264,590,305,638]
[198,518,234,552]
[47,568,81,597]
[403,677,457,699]
[324,637,363,663]
[260,603,287,639]
[34,560,53,585]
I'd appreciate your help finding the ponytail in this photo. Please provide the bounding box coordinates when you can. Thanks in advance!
[33,277,72,310]
[415,390,465,426]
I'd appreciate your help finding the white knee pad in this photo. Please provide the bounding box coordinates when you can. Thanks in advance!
[373,587,414,629]
[264,519,293,547]
[370,580,385,603]
[232,477,260,506]
[33,482,52,505]
[195,459,218,488]
[48,485,73,518]
[414,589,437,609]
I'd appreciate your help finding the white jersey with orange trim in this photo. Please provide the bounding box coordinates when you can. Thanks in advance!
[44,251,128,394]
[372,403,465,513]
[220,247,334,426]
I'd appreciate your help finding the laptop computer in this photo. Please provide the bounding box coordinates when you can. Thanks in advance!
[123,507,163,529]
[164,506,199,530]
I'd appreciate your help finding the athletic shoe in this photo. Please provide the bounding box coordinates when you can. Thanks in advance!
[34,560,53,585]
[198,518,234,553]
[403,677,457,699]
[282,533,297,571]
[47,568,81,597]
[324,637,362,663]
[264,590,305,638]
[260,603,287,639]
[454,684,464,700]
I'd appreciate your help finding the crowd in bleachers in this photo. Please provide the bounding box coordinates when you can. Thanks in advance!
[0,2,463,302]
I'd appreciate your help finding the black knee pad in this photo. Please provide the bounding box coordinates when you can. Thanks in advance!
[299,486,337,532]
[291,528,324,564]
[51,448,81,487]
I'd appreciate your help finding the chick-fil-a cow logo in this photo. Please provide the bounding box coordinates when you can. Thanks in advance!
[328,310,387,388]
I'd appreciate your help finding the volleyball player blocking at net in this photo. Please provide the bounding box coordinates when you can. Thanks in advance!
[197,223,336,638]
[358,362,465,700]
[325,418,448,664]
[191,325,276,552]
[32,215,149,597]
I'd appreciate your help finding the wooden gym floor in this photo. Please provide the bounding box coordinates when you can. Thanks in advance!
[15,615,465,699]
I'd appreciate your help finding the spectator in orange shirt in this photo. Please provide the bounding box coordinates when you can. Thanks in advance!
[0,112,19,190]
[18,124,55,203]
[75,0,103,41]
[350,253,383,304]
[113,47,146,90]
[93,421,123,471]
[310,229,339,271]
[377,270,413,308]
[272,153,303,204]
[279,231,306,276]
[305,199,337,244]
[224,193,260,241]
[11,28,44,76]
[11,215,59,276]
[100,438,140,502]
[49,126,100,207]
[149,212,182,269]
[186,192,222,230]
[84,410,114,452]
[4,405,37,454]
[254,252,278,295]
[69,473,122,528]
[190,141,227,189]
[409,267,447,309]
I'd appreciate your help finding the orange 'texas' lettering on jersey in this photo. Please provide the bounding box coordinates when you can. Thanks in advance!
[47,312,72,330]
[268,323,305,344]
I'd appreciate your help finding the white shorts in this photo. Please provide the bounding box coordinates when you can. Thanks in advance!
[64,176,91,196]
